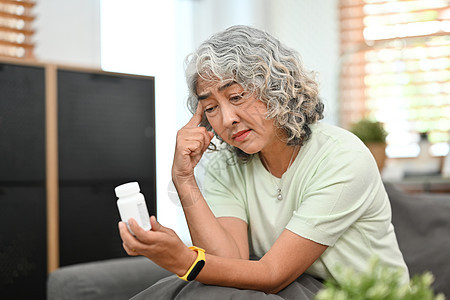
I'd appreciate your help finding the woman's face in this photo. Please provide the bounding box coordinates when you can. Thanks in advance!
[196,77,284,155]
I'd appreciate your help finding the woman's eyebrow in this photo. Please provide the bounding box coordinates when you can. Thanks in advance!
[197,93,210,101]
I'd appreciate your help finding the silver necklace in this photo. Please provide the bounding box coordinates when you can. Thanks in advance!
[263,147,298,201]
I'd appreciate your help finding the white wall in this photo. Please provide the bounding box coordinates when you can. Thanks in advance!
[268,0,340,124]
[34,0,101,67]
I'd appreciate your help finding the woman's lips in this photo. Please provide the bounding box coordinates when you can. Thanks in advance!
[232,129,251,142]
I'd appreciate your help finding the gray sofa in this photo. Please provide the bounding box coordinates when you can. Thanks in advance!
[47,183,450,299]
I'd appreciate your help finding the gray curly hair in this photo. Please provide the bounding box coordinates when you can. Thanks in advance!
[185,25,324,161]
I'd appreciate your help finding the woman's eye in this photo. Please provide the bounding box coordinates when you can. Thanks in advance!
[230,92,245,103]
[204,106,217,114]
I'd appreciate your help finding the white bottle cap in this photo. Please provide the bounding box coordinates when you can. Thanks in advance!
[115,182,140,198]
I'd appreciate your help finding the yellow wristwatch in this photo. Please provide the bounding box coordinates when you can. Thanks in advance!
[178,246,206,281]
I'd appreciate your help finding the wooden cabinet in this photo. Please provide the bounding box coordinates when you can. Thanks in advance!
[0,59,156,299]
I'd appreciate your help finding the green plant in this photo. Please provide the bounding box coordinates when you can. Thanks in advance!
[350,119,387,144]
[315,257,445,300]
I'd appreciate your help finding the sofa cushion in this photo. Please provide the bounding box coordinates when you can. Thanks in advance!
[385,183,450,297]
[47,256,171,300]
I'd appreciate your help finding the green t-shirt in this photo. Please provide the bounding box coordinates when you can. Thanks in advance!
[203,122,409,284]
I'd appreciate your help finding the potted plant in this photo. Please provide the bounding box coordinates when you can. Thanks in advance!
[350,119,388,171]
[315,257,445,300]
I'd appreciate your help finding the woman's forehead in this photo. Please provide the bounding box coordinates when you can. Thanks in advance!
[195,77,239,94]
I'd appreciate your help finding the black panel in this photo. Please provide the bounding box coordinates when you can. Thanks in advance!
[0,186,47,300]
[57,70,156,182]
[57,70,156,266]
[0,63,47,299]
[0,63,46,182]
[58,182,155,266]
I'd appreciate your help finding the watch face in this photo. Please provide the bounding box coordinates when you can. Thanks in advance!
[187,260,205,281]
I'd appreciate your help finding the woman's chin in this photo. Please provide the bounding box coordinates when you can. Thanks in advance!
[235,145,260,155]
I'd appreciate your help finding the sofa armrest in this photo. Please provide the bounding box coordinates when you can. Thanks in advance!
[385,183,450,298]
[47,256,172,300]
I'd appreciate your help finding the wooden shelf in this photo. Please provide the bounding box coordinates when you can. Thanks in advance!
[0,0,36,7]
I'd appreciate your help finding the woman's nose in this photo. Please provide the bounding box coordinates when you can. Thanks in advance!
[221,104,239,128]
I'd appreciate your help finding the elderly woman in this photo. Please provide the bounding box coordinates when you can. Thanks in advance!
[119,25,409,299]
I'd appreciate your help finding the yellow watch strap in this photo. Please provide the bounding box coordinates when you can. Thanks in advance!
[178,246,206,281]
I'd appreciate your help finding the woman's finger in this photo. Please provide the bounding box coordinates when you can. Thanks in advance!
[128,218,153,243]
[118,222,142,256]
[184,140,203,156]
[122,242,139,256]
[149,216,172,233]
[202,130,214,153]
[182,127,213,156]
[118,221,140,246]
[184,102,204,128]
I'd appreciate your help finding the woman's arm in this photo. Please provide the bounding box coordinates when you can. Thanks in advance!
[171,104,248,259]
[120,218,327,294]
[202,231,326,293]
[174,176,249,259]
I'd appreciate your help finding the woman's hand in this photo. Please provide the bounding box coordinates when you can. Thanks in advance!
[172,103,214,182]
[119,216,196,276]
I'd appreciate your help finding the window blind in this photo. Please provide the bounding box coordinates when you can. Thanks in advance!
[339,0,450,157]
[0,0,35,59]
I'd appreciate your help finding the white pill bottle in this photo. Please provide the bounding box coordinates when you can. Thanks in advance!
[115,182,151,234]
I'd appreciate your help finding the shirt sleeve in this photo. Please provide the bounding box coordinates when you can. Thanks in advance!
[286,140,384,247]
[202,151,248,223]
